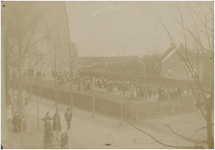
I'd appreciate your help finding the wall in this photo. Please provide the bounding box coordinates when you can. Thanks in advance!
[161,50,197,81]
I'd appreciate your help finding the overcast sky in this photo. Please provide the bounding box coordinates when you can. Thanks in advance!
[65,1,212,57]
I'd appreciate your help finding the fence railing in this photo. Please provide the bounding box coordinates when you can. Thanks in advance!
[10,82,197,120]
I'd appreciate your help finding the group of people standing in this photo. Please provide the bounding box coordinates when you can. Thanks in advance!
[158,86,183,101]
[42,107,73,149]
[77,76,184,102]
[52,71,71,87]
[77,76,157,100]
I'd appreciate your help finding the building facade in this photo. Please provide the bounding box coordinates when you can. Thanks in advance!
[3,2,78,78]
[77,55,139,72]
[158,43,213,83]
[36,2,78,77]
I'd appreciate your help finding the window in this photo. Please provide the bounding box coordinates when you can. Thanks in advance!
[168,69,172,76]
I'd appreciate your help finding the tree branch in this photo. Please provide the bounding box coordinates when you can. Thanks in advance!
[165,123,206,144]
[122,117,204,149]
[166,3,212,54]
[144,34,171,44]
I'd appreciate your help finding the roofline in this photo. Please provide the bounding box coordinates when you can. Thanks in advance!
[158,46,175,62]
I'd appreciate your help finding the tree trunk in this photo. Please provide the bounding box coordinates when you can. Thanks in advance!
[206,92,214,148]
[18,42,24,148]
[70,72,73,110]
[18,72,24,148]
[1,32,8,148]
[206,112,214,148]
[37,77,40,131]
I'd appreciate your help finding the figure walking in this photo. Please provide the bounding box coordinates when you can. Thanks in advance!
[53,109,61,131]
[42,111,52,133]
[12,112,21,133]
[64,107,73,130]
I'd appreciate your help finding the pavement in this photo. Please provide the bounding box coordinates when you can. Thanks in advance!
[6,90,207,149]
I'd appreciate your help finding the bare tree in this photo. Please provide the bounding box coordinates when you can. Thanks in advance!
[2,2,51,148]
[122,2,213,149]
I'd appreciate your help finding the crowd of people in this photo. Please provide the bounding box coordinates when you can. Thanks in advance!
[157,86,183,101]
[52,71,71,87]
[41,107,73,149]
[76,76,155,100]
[75,76,183,101]
[50,72,184,102]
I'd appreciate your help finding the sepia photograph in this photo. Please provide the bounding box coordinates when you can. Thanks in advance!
[1,1,214,149]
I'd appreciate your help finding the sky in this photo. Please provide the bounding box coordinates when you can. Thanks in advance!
[65,1,213,57]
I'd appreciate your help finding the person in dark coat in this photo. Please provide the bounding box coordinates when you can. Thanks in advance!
[52,109,61,131]
[144,88,148,100]
[136,87,140,99]
[45,120,52,134]
[64,108,73,130]
[78,79,81,91]
[42,111,52,133]
[12,112,21,133]
[122,84,126,96]
[153,90,156,97]
[140,87,144,100]
[158,86,164,101]
[61,130,69,149]
[148,88,152,98]
[43,131,54,149]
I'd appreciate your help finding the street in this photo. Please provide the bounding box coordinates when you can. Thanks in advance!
[6,92,206,149]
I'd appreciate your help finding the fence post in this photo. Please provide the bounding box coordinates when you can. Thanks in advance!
[147,105,149,118]
[92,93,94,118]
[141,106,143,118]
[135,107,138,121]
[160,102,163,116]
[172,102,175,114]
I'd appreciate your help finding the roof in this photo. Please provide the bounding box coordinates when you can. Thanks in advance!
[159,43,198,64]
[158,45,175,62]
[78,55,138,63]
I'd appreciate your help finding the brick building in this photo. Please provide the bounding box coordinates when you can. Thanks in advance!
[77,55,139,72]
[158,43,213,83]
